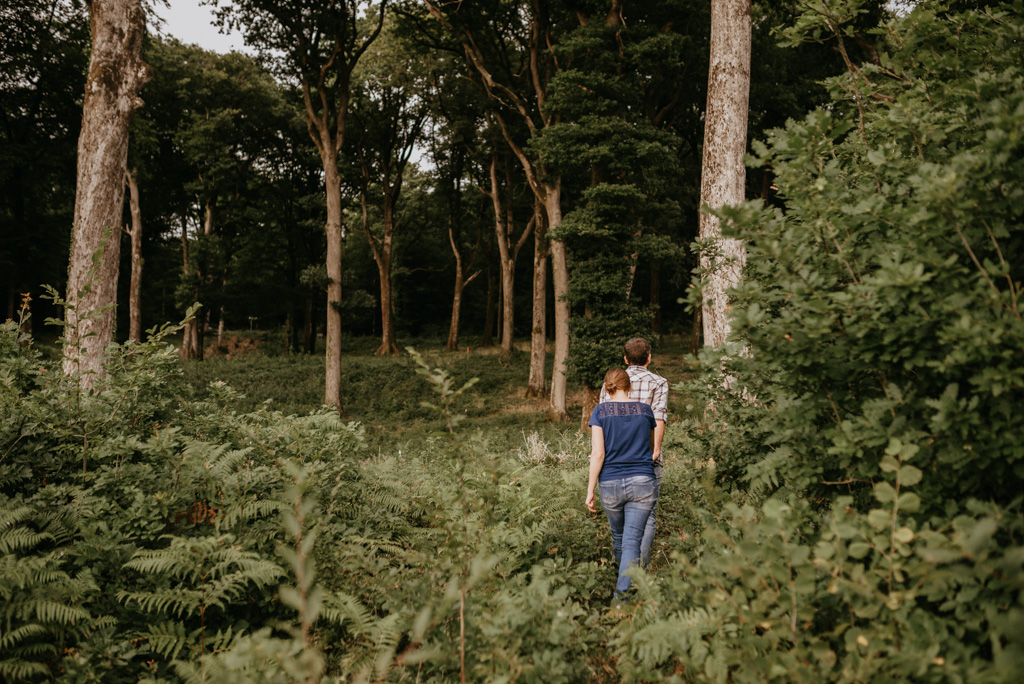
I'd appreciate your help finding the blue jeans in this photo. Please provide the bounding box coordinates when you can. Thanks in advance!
[598,475,657,596]
[640,459,662,567]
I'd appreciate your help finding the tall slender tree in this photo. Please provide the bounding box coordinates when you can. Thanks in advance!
[699,0,751,348]
[213,0,387,409]
[349,21,428,356]
[63,0,149,381]
[422,0,572,419]
[485,144,533,359]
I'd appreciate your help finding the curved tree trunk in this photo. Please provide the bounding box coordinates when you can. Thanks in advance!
[446,216,481,352]
[63,0,148,381]
[124,168,143,343]
[699,0,751,349]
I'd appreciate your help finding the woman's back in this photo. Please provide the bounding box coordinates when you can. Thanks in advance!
[589,401,656,481]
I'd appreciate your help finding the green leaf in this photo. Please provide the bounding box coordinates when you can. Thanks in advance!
[848,542,872,559]
[898,465,923,486]
[874,481,896,504]
[868,509,891,530]
[897,492,921,513]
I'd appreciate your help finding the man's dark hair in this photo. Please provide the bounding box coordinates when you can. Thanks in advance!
[624,338,651,366]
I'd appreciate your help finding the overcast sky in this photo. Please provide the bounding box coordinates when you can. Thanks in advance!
[154,0,252,54]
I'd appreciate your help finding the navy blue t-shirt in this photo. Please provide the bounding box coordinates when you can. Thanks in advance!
[589,401,656,482]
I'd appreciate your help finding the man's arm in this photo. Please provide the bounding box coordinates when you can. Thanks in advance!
[651,378,669,460]
[653,420,665,460]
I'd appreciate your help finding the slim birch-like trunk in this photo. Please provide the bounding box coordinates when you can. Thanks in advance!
[124,168,143,343]
[546,184,570,421]
[526,200,548,397]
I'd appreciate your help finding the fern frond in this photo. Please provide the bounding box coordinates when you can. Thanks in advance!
[321,591,366,628]
[0,658,50,681]
[341,535,408,558]
[0,506,33,530]
[0,623,46,651]
[219,498,283,529]
[139,620,191,659]
[119,588,198,618]
[30,599,89,626]
[0,525,51,554]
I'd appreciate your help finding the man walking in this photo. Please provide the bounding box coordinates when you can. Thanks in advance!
[598,337,668,567]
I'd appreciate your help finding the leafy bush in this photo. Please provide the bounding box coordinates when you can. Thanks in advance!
[689,1,1024,514]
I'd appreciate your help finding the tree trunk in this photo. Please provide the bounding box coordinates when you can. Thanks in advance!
[323,151,345,409]
[446,215,480,352]
[375,256,398,356]
[545,182,570,421]
[182,199,214,360]
[63,0,148,381]
[179,214,200,359]
[526,201,548,397]
[217,305,225,349]
[482,245,496,347]
[363,178,399,357]
[699,0,751,349]
[651,261,662,334]
[304,292,315,354]
[690,304,703,355]
[490,154,515,359]
[447,264,466,351]
[124,168,143,344]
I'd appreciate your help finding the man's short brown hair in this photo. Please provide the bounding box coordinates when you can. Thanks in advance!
[624,338,651,366]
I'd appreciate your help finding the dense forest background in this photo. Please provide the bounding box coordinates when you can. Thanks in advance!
[2,0,876,366]
[3,0,1023,682]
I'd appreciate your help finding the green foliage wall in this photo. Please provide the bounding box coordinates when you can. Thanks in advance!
[693,1,1024,512]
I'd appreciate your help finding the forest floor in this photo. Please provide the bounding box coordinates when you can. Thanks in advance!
[181,331,709,575]
[181,331,700,452]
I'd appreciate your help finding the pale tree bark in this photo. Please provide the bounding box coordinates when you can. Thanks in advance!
[546,185,570,420]
[124,168,143,343]
[699,0,751,349]
[525,199,547,397]
[63,0,149,381]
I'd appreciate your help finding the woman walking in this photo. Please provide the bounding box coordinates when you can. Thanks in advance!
[585,368,658,599]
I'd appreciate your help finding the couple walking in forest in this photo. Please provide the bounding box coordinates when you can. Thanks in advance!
[585,337,669,602]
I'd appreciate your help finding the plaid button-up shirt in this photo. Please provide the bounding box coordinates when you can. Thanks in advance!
[599,365,669,423]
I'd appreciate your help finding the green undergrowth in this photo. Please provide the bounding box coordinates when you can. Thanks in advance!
[0,316,710,682]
